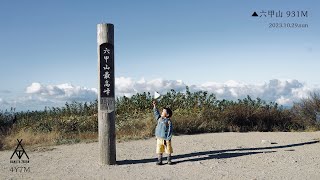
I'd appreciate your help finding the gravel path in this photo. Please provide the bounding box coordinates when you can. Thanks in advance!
[1,132,320,180]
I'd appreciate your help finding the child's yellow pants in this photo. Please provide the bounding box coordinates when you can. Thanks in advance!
[156,138,173,154]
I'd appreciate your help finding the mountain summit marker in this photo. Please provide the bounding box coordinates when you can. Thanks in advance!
[97,23,116,165]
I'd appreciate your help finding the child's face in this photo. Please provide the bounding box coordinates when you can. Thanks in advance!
[161,109,168,118]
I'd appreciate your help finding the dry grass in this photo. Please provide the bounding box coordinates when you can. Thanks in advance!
[2,128,60,150]
[116,114,155,141]
[1,130,100,151]
[78,132,98,141]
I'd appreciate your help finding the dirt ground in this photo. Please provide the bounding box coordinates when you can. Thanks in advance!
[1,132,320,180]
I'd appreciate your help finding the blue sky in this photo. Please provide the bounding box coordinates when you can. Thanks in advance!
[0,0,319,110]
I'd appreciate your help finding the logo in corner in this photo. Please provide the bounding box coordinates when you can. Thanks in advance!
[10,139,29,163]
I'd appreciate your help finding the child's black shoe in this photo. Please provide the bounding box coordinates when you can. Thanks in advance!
[156,161,163,165]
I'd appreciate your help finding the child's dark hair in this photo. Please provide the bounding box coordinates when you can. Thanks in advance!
[164,107,173,118]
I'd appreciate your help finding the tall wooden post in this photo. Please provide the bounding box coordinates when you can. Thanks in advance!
[97,23,116,165]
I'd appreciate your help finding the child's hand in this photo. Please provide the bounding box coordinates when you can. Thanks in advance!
[152,100,157,107]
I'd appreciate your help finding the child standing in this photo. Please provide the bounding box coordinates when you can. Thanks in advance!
[152,100,173,165]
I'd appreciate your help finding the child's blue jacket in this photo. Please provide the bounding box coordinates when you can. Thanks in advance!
[153,107,173,140]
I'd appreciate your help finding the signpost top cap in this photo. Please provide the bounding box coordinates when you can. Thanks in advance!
[98,23,114,26]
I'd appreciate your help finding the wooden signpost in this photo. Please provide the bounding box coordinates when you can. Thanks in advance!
[97,23,116,165]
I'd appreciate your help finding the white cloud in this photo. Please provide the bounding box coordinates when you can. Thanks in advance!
[1,78,319,111]
[115,77,319,106]
[0,98,10,107]
[26,82,42,94]
[276,96,291,105]
[115,77,186,96]
[25,83,98,102]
